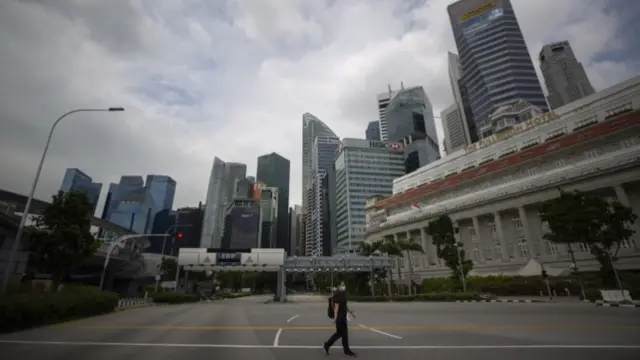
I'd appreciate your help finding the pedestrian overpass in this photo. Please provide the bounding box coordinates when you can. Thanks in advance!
[177,248,392,301]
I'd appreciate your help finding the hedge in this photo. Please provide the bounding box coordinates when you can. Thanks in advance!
[349,292,489,302]
[147,292,200,304]
[420,274,640,300]
[216,292,252,299]
[0,285,119,333]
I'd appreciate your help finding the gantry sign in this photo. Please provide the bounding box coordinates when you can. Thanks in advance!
[177,248,392,301]
[177,248,392,273]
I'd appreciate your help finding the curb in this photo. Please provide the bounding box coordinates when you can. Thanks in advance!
[456,299,546,303]
[595,302,640,308]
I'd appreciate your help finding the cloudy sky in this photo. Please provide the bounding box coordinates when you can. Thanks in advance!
[1,0,638,212]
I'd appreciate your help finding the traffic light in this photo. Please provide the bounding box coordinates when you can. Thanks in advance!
[175,232,183,239]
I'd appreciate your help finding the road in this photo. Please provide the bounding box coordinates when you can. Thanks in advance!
[1,294,639,359]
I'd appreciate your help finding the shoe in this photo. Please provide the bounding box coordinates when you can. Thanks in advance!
[345,352,358,357]
[323,343,329,355]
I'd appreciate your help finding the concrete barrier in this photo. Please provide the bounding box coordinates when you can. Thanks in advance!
[599,289,633,303]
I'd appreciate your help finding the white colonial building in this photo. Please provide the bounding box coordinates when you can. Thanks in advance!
[364,75,640,281]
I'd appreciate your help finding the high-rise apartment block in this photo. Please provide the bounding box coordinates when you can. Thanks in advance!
[334,138,405,254]
[448,0,548,139]
[201,157,247,248]
[59,168,102,213]
[539,41,595,110]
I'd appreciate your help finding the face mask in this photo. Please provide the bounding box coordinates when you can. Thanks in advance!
[338,285,346,291]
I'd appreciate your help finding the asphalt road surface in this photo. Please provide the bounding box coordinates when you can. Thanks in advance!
[1,294,639,360]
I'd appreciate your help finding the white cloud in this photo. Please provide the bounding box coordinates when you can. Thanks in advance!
[0,0,637,212]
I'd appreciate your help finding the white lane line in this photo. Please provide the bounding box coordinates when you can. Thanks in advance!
[286,314,300,323]
[358,324,403,339]
[273,328,283,347]
[0,340,639,349]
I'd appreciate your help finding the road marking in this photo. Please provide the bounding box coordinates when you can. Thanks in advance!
[53,324,640,331]
[286,315,300,323]
[359,324,403,339]
[1,340,639,349]
[273,328,283,347]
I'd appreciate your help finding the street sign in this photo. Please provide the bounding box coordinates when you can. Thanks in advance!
[244,255,254,265]
[202,256,212,264]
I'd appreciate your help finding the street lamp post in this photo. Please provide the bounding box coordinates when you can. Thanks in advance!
[1,107,125,294]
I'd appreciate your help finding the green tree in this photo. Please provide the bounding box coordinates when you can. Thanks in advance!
[160,258,178,279]
[26,190,99,288]
[426,215,473,288]
[540,190,637,287]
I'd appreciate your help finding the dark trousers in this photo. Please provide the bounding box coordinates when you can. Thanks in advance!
[325,318,352,353]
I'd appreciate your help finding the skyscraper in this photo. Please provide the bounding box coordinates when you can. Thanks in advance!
[146,175,176,231]
[441,104,466,154]
[385,84,440,173]
[220,198,261,250]
[258,186,279,248]
[201,157,247,248]
[334,139,405,254]
[107,176,150,234]
[256,152,291,254]
[448,0,548,139]
[59,168,102,213]
[302,113,337,213]
[446,52,477,149]
[539,40,595,110]
[377,86,398,141]
[305,135,340,256]
[365,121,381,141]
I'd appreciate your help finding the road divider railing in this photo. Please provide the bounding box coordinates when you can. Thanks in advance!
[116,297,153,309]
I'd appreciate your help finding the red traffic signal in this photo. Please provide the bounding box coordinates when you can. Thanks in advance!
[176,232,183,239]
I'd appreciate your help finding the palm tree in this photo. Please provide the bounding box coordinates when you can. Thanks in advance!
[396,237,424,295]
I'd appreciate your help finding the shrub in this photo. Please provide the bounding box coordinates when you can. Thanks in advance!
[216,292,251,299]
[0,285,119,333]
[148,292,199,304]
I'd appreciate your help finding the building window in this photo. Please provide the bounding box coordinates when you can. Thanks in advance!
[621,138,637,149]
[513,217,523,230]
[518,238,529,258]
[555,159,565,168]
[528,167,538,176]
[546,240,559,256]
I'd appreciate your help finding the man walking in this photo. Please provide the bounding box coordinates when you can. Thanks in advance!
[323,281,357,357]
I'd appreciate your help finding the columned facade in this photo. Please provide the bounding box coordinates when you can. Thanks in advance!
[367,171,640,281]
